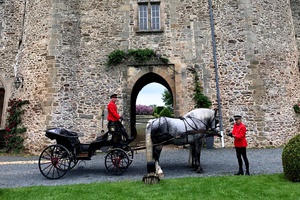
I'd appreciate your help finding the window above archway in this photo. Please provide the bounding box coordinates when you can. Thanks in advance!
[137,0,163,33]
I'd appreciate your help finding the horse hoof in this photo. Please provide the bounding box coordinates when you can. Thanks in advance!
[158,173,164,178]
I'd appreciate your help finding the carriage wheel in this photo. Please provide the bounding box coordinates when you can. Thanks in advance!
[38,144,71,179]
[105,148,130,175]
[123,146,134,165]
[68,151,78,170]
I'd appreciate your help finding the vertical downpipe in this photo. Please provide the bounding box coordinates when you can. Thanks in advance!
[13,0,27,78]
[208,0,224,147]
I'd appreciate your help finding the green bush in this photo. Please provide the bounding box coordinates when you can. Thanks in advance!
[107,48,169,66]
[107,49,126,65]
[282,134,300,182]
[153,113,160,118]
[159,107,172,117]
[127,48,155,63]
[154,106,165,115]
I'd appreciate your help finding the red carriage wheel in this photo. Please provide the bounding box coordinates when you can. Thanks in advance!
[38,144,71,179]
[105,148,130,175]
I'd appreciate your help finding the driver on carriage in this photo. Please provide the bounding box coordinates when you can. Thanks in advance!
[107,94,134,144]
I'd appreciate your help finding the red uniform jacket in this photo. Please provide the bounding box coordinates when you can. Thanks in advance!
[107,101,121,121]
[232,122,248,147]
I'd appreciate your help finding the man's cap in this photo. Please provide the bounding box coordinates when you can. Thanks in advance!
[233,115,242,120]
[110,94,118,98]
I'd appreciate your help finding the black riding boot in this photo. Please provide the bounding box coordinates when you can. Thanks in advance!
[245,167,250,176]
[234,168,244,175]
[245,159,250,175]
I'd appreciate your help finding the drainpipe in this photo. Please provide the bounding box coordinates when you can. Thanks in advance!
[14,0,27,77]
[208,0,224,147]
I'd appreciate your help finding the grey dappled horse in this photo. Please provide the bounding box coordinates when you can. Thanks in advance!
[146,108,219,176]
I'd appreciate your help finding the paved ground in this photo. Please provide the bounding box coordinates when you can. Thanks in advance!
[0,147,283,188]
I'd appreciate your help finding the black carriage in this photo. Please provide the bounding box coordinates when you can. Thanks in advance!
[38,123,134,179]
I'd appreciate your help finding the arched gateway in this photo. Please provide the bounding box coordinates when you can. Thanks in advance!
[121,64,182,137]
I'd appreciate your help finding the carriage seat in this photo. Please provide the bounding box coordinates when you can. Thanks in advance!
[45,128,80,147]
[46,128,78,137]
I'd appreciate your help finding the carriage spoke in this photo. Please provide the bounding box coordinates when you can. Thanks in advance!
[105,149,129,175]
[38,144,71,179]
[44,164,54,178]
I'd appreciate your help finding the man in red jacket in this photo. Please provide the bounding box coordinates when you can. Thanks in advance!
[107,94,133,144]
[228,115,250,175]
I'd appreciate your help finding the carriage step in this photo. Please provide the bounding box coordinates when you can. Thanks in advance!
[76,153,91,160]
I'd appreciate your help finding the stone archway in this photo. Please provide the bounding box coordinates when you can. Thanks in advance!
[122,65,178,136]
[130,72,173,137]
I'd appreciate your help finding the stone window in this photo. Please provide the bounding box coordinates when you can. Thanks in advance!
[138,0,161,32]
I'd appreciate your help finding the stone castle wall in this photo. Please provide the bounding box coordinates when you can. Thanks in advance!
[0,0,299,154]
[212,0,300,148]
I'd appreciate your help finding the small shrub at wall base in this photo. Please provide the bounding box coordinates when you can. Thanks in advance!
[4,99,29,153]
[282,134,300,182]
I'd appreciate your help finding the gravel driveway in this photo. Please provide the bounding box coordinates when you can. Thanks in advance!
[0,147,283,188]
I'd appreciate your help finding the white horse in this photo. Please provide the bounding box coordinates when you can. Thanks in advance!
[146,108,220,176]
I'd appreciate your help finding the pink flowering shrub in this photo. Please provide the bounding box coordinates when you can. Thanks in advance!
[136,104,154,115]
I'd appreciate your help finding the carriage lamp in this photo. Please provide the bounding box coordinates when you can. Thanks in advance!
[14,76,23,89]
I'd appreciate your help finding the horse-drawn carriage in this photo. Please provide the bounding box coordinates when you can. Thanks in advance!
[38,122,134,179]
[38,108,220,180]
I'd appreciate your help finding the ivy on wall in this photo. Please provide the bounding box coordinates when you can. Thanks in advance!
[107,48,169,66]
[189,67,212,108]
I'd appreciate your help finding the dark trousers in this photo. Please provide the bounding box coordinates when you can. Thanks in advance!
[108,121,129,139]
[235,147,249,172]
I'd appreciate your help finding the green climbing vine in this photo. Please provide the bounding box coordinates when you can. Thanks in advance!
[189,68,212,108]
[107,48,169,66]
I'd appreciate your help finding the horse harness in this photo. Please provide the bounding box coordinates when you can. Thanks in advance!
[151,116,214,138]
